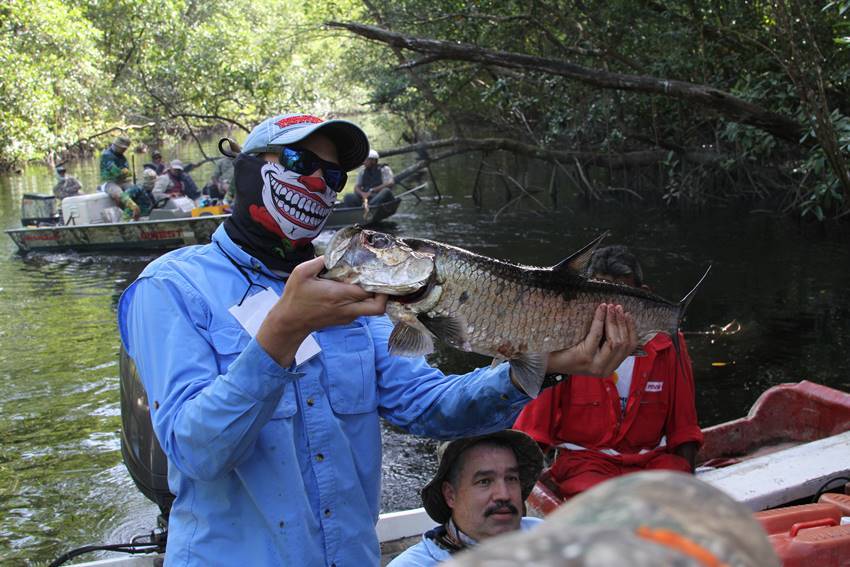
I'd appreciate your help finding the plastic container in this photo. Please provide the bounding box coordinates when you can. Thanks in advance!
[755,502,841,535]
[767,518,850,566]
[62,192,114,225]
[820,493,850,515]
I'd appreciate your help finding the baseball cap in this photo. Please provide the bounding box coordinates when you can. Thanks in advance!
[169,159,184,171]
[241,113,369,172]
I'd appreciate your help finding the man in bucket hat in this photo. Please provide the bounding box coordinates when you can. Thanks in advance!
[98,134,142,220]
[389,430,545,566]
[118,112,637,566]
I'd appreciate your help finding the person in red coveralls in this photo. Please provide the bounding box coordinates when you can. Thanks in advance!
[513,245,703,499]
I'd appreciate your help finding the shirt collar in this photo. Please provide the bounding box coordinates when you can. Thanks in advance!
[212,224,276,278]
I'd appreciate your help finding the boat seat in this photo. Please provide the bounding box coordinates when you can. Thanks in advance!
[698,429,850,511]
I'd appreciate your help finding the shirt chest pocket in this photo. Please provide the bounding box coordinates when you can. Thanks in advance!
[559,380,610,445]
[209,324,251,374]
[210,324,297,419]
[317,322,378,414]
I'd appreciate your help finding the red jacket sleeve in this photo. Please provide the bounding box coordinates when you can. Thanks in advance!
[664,334,704,450]
[513,382,565,451]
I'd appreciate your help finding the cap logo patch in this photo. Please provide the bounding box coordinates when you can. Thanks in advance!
[275,115,323,129]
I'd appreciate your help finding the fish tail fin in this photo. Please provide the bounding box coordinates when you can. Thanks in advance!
[672,265,712,357]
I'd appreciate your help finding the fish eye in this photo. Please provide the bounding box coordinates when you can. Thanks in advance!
[366,233,391,248]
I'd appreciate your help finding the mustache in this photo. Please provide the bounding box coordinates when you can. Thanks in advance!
[484,501,519,517]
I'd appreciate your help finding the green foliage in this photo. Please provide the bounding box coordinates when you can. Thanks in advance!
[799,109,850,220]
[2,0,850,219]
[0,0,106,163]
[0,0,368,168]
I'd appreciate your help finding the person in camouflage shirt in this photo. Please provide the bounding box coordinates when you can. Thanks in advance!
[99,135,141,220]
[52,164,82,200]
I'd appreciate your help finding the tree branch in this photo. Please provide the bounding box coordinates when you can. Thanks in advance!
[329,21,807,144]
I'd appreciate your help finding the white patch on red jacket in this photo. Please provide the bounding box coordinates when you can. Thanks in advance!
[260,162,336,241]
[645,381,663,392]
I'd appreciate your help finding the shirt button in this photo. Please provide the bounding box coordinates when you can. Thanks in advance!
[316,453,324,462]
[306,398,315,406]
[324,509,331,517]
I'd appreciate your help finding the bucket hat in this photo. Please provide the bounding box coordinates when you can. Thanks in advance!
[113,136,131,150]
[421,430,544,524]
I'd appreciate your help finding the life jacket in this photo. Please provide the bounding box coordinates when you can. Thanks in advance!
[360,164,384,190]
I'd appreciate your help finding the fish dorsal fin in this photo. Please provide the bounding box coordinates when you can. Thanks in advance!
[552,231,609,275]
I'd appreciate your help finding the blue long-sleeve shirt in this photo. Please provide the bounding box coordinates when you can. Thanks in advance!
[117,225,530,566]
[387,517,543,567]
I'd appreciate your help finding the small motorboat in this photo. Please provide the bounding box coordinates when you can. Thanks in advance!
[6,186,421,255]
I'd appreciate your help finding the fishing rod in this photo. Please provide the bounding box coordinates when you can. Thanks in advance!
[393,182,428,199]
[131,152,137,185]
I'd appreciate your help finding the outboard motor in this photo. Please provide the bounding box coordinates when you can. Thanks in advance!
[21,193,60,226]
[119,344,173,525]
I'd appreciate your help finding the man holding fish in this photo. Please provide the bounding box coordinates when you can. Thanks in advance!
[118,113,638,566]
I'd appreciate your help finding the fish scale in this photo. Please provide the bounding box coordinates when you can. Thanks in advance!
[413,239,681,357]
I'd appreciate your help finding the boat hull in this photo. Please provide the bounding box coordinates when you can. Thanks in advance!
[5,198,402,254]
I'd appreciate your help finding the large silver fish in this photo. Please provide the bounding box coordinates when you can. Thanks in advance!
[322,226,708,397]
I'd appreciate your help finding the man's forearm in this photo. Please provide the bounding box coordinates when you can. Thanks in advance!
[673,442,699,472]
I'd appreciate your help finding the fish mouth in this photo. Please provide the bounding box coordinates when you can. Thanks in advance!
[266,171,331,230]
[392,273,435,304]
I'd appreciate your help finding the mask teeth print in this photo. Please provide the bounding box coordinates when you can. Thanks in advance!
[268,174,331,229]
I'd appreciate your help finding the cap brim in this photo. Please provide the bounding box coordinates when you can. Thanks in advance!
[269,119,369,172]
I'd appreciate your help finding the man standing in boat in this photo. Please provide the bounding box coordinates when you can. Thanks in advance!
[118,112,638,566]
[99,135,141,220]
[343,148,395,207]
[388,430,544,566]
[514,245,703,499]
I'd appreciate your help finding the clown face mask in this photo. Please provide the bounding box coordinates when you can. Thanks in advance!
[259,160,336,242]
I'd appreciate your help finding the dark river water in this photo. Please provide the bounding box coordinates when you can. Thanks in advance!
[2,138,850,564]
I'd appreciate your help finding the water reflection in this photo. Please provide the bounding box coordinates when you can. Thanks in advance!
[2,141,850,564]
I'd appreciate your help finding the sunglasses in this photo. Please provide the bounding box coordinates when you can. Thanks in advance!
[280,146,348,192]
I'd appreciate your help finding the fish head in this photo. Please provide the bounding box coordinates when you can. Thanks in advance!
[322,226,435,295]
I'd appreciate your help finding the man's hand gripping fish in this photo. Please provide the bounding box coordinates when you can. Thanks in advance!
[322,226,709,398]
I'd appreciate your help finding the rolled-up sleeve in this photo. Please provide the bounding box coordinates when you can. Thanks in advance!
[368,315,529,439]
[665,336,703,450]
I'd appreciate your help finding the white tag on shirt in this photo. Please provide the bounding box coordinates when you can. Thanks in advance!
[228,287,280,338]
[294,334,321,366]
[645,381,664,392]
[228,287,322,367]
